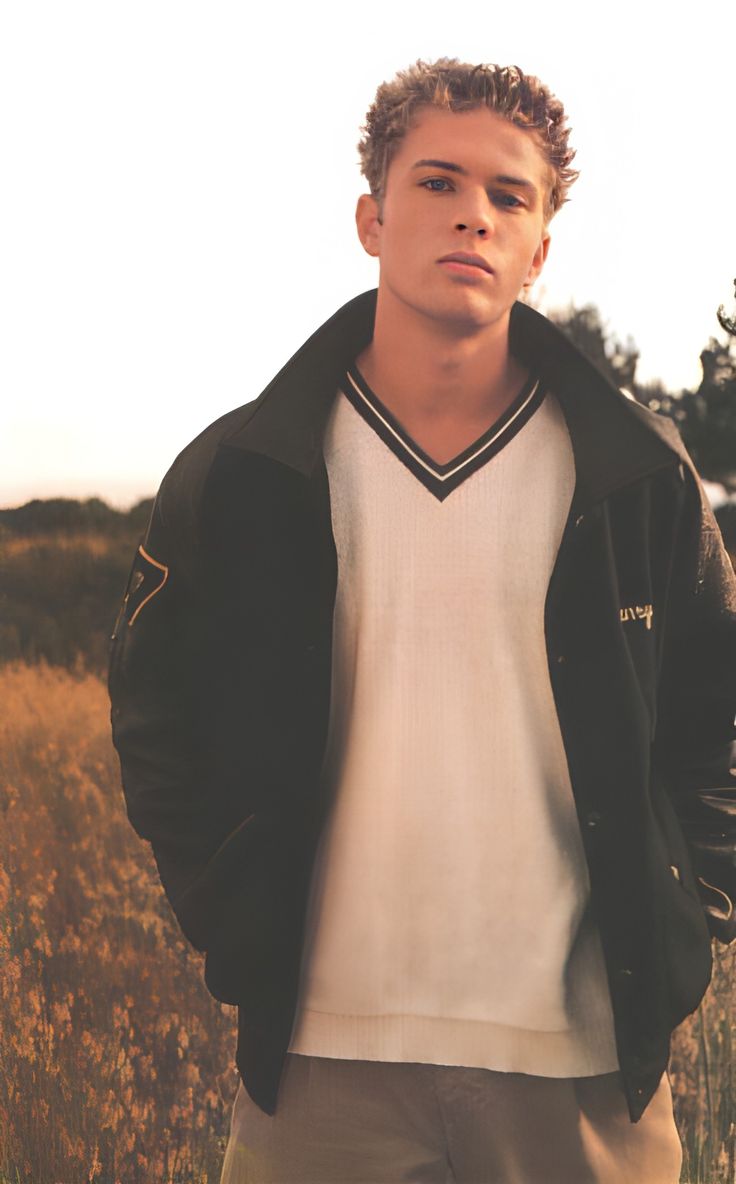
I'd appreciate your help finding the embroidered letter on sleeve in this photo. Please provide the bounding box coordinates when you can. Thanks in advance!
[116,545,170,630]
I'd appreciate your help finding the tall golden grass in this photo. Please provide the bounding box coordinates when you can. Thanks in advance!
[0,662,237,1183]
[0,660,734,1182]
[670,942,736,1183]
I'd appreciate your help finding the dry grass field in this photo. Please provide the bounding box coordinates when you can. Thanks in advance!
[0,660,734,1183]
[0,663,238,1183]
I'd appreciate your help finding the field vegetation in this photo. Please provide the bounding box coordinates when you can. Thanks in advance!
[0,663,237,1183]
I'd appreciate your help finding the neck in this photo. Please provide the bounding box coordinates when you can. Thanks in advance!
[354,286,529,426]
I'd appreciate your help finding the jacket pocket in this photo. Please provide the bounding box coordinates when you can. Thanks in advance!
[650,770,713,1024]
[171,810,259,952]
[660,859,713,1026]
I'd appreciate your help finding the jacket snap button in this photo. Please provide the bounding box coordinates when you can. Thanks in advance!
[586,811,602,829]
[618,967,633,979]
[575,514,585,527]
[556,653,566,665]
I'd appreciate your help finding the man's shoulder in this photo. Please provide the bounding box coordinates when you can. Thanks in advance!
[153,289,380,540]
[513,302,692,490]
[152,397,264,541]
[616,391,688,456]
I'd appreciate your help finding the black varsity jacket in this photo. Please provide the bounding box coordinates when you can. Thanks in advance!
[108,288,736,1124]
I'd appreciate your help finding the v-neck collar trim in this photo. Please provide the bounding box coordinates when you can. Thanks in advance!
[339,362,546,501]
[219,289,686,514]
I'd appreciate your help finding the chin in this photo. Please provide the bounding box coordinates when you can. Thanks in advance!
[429,293,508,331]
[384,276,506,330]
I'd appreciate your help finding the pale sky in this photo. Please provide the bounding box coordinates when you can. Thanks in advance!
[2,0,735,509]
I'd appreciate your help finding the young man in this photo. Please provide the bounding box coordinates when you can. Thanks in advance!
[109,59,736,1183]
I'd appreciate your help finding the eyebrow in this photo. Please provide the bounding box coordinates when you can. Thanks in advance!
[410,158,536,190]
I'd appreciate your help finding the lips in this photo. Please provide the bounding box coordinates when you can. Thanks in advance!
[438,252,493,273]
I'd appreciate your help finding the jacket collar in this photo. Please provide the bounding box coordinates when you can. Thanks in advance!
[222,287,685,511]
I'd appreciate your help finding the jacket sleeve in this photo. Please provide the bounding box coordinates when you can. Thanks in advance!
[653,459,736,944]
[108,483,263,960]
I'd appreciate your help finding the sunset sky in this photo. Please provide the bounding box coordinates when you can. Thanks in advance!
[2,0,735,508]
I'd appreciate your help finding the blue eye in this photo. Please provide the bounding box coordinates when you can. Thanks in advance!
[494,192,523,208]
[421,178,524,208]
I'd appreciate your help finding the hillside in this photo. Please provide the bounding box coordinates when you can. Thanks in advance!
[0,497,153,673]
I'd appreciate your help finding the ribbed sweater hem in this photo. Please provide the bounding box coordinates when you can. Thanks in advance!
[288,1009,620,1078]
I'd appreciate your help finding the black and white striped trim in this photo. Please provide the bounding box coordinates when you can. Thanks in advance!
[341,363,547,501]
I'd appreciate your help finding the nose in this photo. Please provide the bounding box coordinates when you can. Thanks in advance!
[455,189,496,237]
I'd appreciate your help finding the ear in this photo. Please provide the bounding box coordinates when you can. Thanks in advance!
[522,230,551,290]
[355,193,383,260]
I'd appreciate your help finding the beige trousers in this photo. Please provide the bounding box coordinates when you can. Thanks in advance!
[219,1054,683,1184]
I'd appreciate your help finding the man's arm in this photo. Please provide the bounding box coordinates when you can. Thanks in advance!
[653,459,736,944]
[108,486,262,959]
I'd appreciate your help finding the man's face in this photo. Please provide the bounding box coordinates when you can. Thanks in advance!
[356,105,552,334]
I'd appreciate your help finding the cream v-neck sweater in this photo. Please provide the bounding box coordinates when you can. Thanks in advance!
[287,365,620,1077]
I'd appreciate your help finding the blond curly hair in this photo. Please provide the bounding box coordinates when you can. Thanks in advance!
[357,57,579,222]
